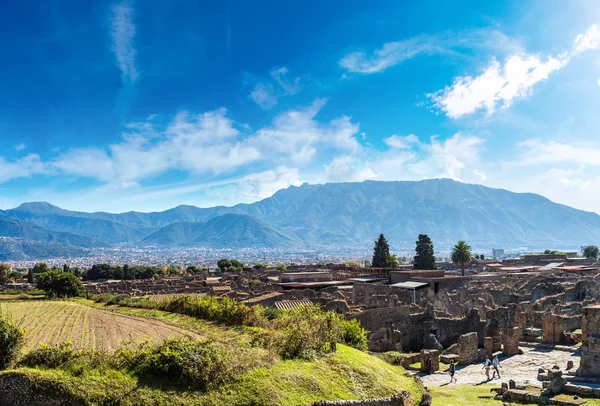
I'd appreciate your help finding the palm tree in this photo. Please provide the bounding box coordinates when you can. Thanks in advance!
[451,240,473,277]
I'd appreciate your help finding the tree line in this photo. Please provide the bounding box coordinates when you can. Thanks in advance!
[371,233,473,276]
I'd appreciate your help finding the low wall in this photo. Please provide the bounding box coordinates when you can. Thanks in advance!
[0,371,85,406]
[311,391,413,406]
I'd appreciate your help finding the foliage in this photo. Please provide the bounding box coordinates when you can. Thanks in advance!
[217,258,231,271]
[276,263,287,271]
[271,305,344,360]
[27,269,34,283]
[118,338,245,390]
[252,263,268,270]
[341,319,368,351]
[0,308,24,370]
[583,245,599,260]
[18,341,80,369]
[37,271,85,298]
[0,263,10,286]
[372,233,391,268]
[31,262,51,274]
[413,234,436,270]
[451,240,473,276]
[186,266,208,274]
[84,263,163,281]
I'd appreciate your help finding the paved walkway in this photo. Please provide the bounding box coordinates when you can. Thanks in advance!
[416,348,581,388]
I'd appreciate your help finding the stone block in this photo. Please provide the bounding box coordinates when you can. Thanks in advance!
[420,349,440,373]
[503,327,521,356]
[457,332,479,365]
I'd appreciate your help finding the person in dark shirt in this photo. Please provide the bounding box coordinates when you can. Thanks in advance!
[449,360,457,383]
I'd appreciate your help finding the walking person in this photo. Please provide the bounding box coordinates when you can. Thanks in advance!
[492,355,501,379]
[449,360,457,383]
[482,355,492,381]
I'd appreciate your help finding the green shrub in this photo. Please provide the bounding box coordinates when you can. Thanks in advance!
[119,338,241,390]
[37,271,85,298]
[0,309,24,370]
[271,305,344,360]
[342,319,368,351]
[18,341,79,369]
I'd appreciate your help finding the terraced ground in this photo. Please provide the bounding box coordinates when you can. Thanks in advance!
[1,300,197,351]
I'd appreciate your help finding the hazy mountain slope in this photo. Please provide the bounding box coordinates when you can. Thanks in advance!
[0,214,106,248]
[186,214,302,248]
[140,221,205,246]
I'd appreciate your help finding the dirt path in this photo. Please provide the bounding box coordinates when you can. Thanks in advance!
[417,348,581,388]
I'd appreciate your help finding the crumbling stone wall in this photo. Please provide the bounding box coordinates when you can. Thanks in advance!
[542,314,580,344]
[353,305,486,352]
[579,305,600,376]
[0,372,85,406]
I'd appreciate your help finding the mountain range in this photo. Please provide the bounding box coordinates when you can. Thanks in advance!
[2,179,600,260]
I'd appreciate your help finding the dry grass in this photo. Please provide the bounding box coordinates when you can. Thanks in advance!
[2,300,199,351]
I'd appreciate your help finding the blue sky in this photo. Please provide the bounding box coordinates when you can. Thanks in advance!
[2,0,600,213]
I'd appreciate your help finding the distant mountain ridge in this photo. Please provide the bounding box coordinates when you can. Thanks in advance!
[3,179,600,259]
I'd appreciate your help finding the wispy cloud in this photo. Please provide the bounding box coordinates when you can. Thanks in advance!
[340,36,442,74]
[110,1,138,83]
[428,24,600,119]
[0,154,48,183]
[250,83,277,109]
[339,29,522,75]
[14,143,25,151]
[249,67,302,109]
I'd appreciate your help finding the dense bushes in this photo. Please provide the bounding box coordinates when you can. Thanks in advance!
[0,309,24,370]
[92,294,368,359]
[37,271,85,298]
[20,338,254,391]
[118,338,249,389]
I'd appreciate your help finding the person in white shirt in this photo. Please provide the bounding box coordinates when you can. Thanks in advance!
[492,355,501,379]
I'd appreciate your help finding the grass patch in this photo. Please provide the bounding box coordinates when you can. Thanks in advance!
[430,385,534,406]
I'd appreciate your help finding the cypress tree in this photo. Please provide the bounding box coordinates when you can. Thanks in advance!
[413,234,436,270]
[372,234,391,268]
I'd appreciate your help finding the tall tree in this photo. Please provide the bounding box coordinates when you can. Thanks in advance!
[413,234,436,270]
[451,240,473,277]
[0,263,11,286]
[31,262,51,274]
[583,245,599,260]
[372,234,391,268]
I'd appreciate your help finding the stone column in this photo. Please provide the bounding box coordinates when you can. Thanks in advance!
[542,314,559,345]
[484,336,494,355]
[503,327,521,356]
[457,332,478,365]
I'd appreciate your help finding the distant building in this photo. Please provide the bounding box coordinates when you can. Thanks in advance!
[492,248,505,260]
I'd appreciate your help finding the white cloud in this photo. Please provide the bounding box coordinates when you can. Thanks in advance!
[249,83,277,110]
[324,132,485,184]
[249,67,302,109]
[340,36,440,74]
[472,169,488,181]
[270,67,301,95]
[429,24,600,119]
[205,166,302,204]
[384,134,420,149]
[0,154,48,183]
[251,98,360,163]
[514,139,600,167]
[110,1,138,83]
[324,156,376,182]
[14,143,25,151]
[45,99,359,189]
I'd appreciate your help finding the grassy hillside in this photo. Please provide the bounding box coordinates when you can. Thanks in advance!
[0,298,424,405]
